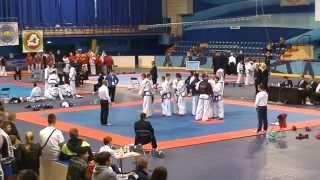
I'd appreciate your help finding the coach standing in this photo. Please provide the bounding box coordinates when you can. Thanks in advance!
[98,80,112,126]
[106,71,119,102]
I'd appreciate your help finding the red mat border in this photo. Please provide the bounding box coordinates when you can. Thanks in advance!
[16,99,320,150]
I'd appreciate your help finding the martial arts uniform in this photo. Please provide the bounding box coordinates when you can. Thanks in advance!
[30,86,42,99]
[171,79,179,114]
[195,80,213,121]
[216,68,225,82]
[190,78,200,116]
[228,55,236,75]
[44,67,51,97]
[160,80,172,116]
[175,79,187,115]
[213,80,224,120]
[245,61,255,85]
[139,78,153,117]
[89,52,96,75]
[69,67,77,97]
[236,62,245,84]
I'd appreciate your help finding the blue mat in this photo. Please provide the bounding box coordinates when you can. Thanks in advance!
[50,102,319,141]
[0,84,32,97]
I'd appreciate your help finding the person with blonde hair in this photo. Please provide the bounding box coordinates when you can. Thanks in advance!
[16,131,41,174]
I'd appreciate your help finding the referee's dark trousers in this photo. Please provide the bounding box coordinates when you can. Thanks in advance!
[256,106,268,132]
[100,100,109,125]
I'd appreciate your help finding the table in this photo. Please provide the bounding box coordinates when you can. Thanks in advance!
[268,86,307,104]
[113,149,143,174]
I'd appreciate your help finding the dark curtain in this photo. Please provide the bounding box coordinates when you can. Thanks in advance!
[0,0,162,27]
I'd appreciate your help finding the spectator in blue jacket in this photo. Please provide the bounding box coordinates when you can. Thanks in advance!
[106,71,119,102]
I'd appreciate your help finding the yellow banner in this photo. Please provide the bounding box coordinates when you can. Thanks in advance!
[22,30,44,53]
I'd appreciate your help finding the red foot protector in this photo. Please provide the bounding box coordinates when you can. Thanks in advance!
[193,119,224,125]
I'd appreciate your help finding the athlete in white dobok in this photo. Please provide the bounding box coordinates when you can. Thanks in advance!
[189,73,200,116]
[236,61,245,85]
[160,75,172,116]
[245,60,255,85]
[69,66,77,97]
[195,74,213,121]
[139,73,153,117]
[212,75,224,120]
[44,65,54,97]
[174,73,187,115]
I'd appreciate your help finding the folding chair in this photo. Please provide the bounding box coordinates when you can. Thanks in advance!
[129,77,140,90]
[0,88,10,98]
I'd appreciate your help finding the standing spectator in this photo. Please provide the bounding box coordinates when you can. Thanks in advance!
[16,170,38,180]
[60,128,93,161]
[34,53,42,71]
[255,84,268,134]
[254,63,262,94]
[66,147,90,180]
[163,51,172,67]
[63,55,70,84]
[39,113,65,180]
[14,65,22,81]
[88,51,97,75]
[0,56,7,76]
[16,131,41,174]
[150,166,168,180]
[98,80,112,126]
[150,61,158,88]
[260,63,269,91]
[1,121,20,141]
[105,54,113,74]
[26,53,33,73]
[92,152,117,180]
[0,113,15,180]
[106,71,119,102]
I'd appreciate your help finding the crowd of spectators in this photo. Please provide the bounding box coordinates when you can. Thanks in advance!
[0,102,167,180]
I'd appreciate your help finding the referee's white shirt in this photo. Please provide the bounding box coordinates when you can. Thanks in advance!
[255,91,268,107]
[98,84,111,102]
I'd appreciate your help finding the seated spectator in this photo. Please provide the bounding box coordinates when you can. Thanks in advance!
[99,136,115,157]
[134,113,158,151]
[66,147,90,180]
[92,152,117,180]
[150,166,167,180]
[280,76,293,88]
[16,131,41,174]
[30,83,42,98]
[61,128,93,161]
[129,157,150,180]
[16,169,39,180]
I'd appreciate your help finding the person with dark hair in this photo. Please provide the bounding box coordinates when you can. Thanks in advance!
[139,73,153,117]
[134,113,157,150]
[61,128,93,161]
[150,61,158,89]
[66,147,90,180]
[255,84,268,134]
[39,113,64,180]
[106,71,119,102]
[150,166,167,180]
[16,131,41,174]
[190,73,200,116]
[195,74,213,121]
[14,64,22,81]
[92,152,117,180]
[0,56,7,76]
[280,76,293,88]
[160,75,172,117]
[173,73,187,115]
[16,169,39,180]
[98,80,111,126]
[0,112,15,180]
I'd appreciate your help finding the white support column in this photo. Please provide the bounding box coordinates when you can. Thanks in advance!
[316,0,320,21]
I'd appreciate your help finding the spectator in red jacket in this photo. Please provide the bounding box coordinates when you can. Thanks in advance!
[105,54,113,74]
[26,53,34,72]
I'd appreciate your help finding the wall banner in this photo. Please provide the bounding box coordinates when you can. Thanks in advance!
[0,22,19,46]
[22,30,44,53]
